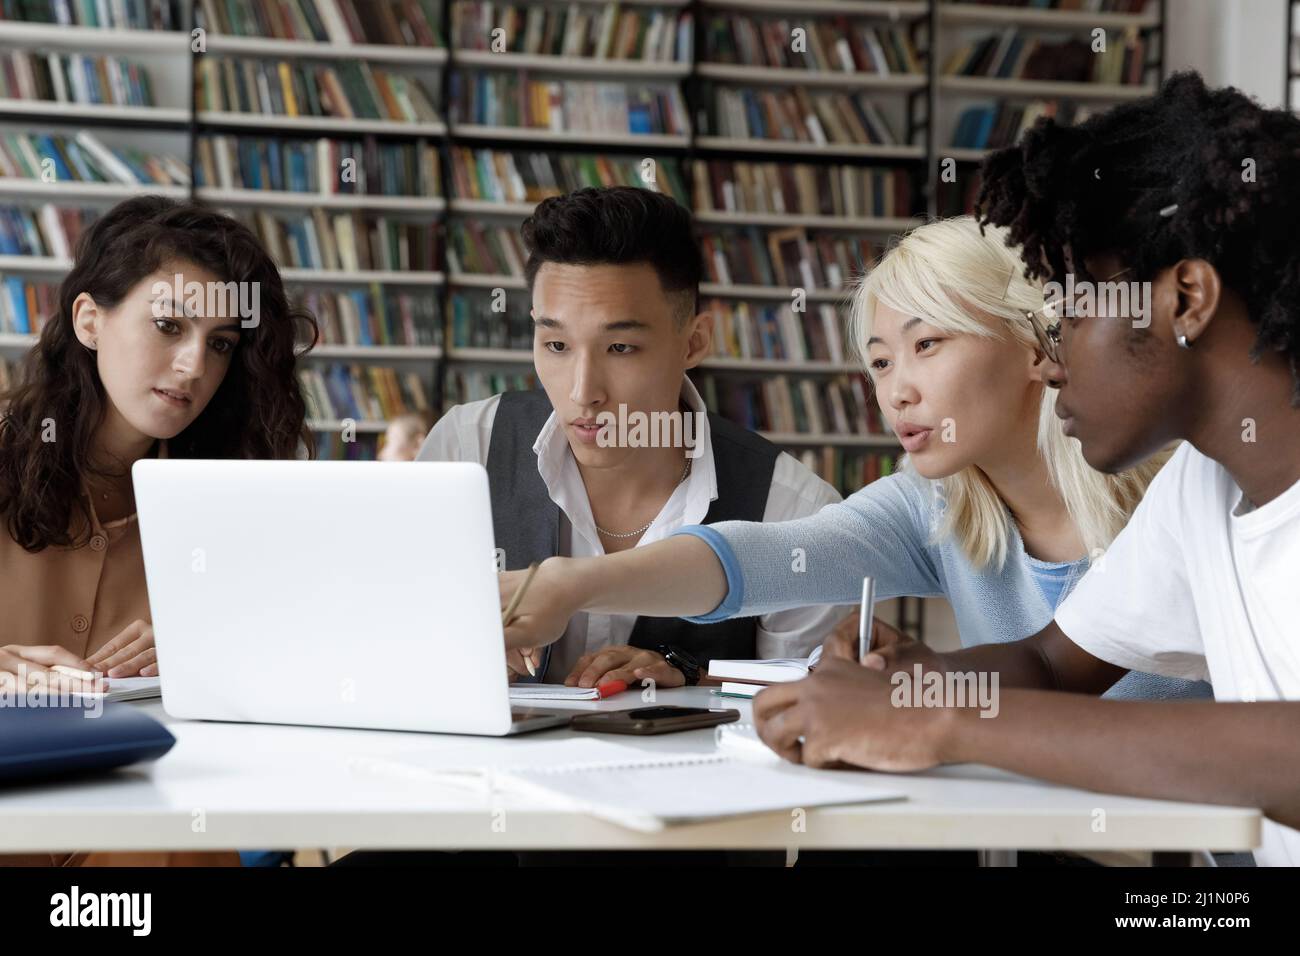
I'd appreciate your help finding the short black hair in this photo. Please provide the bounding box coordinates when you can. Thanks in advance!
[976,71,1300,404]
[521,185,702,326]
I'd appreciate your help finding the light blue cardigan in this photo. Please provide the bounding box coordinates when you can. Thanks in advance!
[673,466,1211,701]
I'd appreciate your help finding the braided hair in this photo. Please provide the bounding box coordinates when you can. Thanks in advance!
[976,71,1300,404]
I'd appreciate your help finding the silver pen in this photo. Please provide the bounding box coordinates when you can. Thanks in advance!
[858,576,877,663]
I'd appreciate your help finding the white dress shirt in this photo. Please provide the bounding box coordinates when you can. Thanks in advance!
[418,377,853,681]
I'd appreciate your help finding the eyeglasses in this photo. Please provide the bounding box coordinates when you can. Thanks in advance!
[1024,267,1134,364]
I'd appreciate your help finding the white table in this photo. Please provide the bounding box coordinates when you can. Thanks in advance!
[0,688,1260,858]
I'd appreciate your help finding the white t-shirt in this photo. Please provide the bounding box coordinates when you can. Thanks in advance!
[1055,442,1300,866]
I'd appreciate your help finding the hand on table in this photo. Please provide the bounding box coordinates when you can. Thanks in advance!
[85,619,158,678]
[753,656,955,771]
[0,644,104,694]
[563,645,684,689]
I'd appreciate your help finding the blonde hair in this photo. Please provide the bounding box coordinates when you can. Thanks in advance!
[849,216,1167,570]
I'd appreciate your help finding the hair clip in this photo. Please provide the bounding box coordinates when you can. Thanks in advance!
[1159,203,1179,217]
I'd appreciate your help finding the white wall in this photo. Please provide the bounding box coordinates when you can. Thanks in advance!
[1166,0,1287,106]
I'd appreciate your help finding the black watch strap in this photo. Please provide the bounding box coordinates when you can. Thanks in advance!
[657,644,701,685]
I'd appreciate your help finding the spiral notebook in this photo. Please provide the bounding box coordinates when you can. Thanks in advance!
[370,738,905,832]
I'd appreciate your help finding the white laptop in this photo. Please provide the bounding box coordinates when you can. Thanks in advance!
[132,460,569,736]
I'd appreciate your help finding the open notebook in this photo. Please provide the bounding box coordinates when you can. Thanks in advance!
[708,645,823,685]
[363,738,904,832]
[72,676,162,703]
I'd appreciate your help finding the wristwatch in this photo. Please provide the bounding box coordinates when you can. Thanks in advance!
[656,644,701,686]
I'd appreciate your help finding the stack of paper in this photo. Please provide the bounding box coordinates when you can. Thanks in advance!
[365,738,903,832]
[708,656,815,698]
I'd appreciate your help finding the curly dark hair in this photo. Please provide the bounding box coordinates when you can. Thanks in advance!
[975,70,1300,404]
[521,185,702,323]
[0,196,318,552]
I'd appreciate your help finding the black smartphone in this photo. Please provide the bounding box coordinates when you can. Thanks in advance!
[569,705,740,736]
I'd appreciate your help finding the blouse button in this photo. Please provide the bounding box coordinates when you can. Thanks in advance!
[72,614,89,633]
[89,534,107,551]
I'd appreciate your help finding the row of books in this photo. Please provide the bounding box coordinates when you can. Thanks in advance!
[704,16,921,75]
[443,220,873,292]
[693,160,913,220]
[0,51,155,106]
[444,367,536,405]
[315,430,382,460]
[704,85,898,146]
[196,0,442,46]
[446,220,526,277]
[235,209,441,273]
[0,130,189,186]
[448,291,529,350]
[696,373,889,437]
[700,227,873,292]
[451,3,691,63]
[708,300,848,365]
[944,28,1148,86]
[297,286,441,348]
[446,293,851,367]
[795,447,900,496]
[948,0,1149,12]
[196,57,441,123]
[0,0,182,29]
[0,204,94,258]
[0,276,57,335]
[950,98,1097,148]
[299,362,432,422]
[449,72,689,135]
[448,147,689,206]
[194,134,440,196]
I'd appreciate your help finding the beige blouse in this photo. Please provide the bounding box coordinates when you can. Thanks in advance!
[0,492,151,659]
[0,446,167,659]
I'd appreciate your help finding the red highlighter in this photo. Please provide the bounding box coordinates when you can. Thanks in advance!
[594,679,629,699]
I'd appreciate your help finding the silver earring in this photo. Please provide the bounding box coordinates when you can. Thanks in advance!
[1177,333,1193,349]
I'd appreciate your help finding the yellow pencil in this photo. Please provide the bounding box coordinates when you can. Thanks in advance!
[501,561,541,677]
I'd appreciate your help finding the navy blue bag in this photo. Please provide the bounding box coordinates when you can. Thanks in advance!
[0,702,175,783]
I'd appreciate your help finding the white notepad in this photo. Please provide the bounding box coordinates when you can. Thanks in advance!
[714,722,782,764]
[707,658,810,684]
[73,676,162,703]
[509,683,603,701]
[374,738,905,832]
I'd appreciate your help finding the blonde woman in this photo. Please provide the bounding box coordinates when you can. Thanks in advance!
[498,216,1210,702]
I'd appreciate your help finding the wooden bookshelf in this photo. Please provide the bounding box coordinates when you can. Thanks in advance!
[0,0,1170,486]
[445,347,864,376]
[934,0,1167,217]
[938,3,1159,30]
[306,344,444,359]
[693,137,925,160]
[693,211,920,232]
[194,189,447,212]
[937,75,1156,101]
[451,50,690,78]
[195,112,447,136]
[0,180,189,202]
[694,64,927,89]
[705,1,927,14]
[201,36,449,64]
